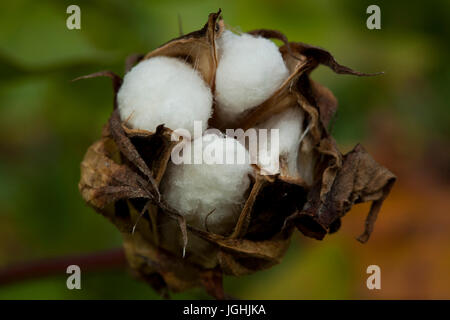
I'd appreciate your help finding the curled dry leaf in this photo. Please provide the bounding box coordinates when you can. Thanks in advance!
[77,11,395,298]
[286,144,396,242]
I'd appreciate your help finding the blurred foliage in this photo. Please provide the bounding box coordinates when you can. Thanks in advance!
[0,0,449,299]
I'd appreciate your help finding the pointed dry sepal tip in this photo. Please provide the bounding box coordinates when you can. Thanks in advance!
[207,8,224,43]
[215,8,222,18]
[132,200,151,236]
[290,42,383,76]
[71,71,123,96]
[177,215,188,258]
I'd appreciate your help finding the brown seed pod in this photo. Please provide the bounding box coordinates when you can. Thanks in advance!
[77,10,395,299]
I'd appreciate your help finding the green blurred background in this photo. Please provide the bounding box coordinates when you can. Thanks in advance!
[0,0,449,299]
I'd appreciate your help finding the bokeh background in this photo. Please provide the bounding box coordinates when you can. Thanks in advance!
[0,0,449,299]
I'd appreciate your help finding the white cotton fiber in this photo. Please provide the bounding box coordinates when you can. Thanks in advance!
[215,30,289,121]
[117,56,213,135]
[161,133,253,236]
[256,107,304,176]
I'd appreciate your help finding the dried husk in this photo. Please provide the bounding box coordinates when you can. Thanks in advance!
[78,11,395,298]
[143,10,224,89]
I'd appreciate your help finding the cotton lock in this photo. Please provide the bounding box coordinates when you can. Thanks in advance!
[117,56,213,135]
[256,107,305,177]
[215,30,289,121]
[161,133,253,236]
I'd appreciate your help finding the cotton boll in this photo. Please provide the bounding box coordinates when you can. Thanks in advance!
[161,133,253,236]
[215,30,289,121]
[117,56,213,136]
[256,107,304,176]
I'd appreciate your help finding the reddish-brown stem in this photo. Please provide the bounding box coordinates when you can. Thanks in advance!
[0,247,126,286]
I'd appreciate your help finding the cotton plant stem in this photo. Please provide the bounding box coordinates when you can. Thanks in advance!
[0,247,126,286]
[0,248,233,300]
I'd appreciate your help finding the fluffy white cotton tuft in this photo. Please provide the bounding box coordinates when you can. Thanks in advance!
[215,30,289,121]
[256,107,304,176]
[117,56,213,135]
[161,133,253,236]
